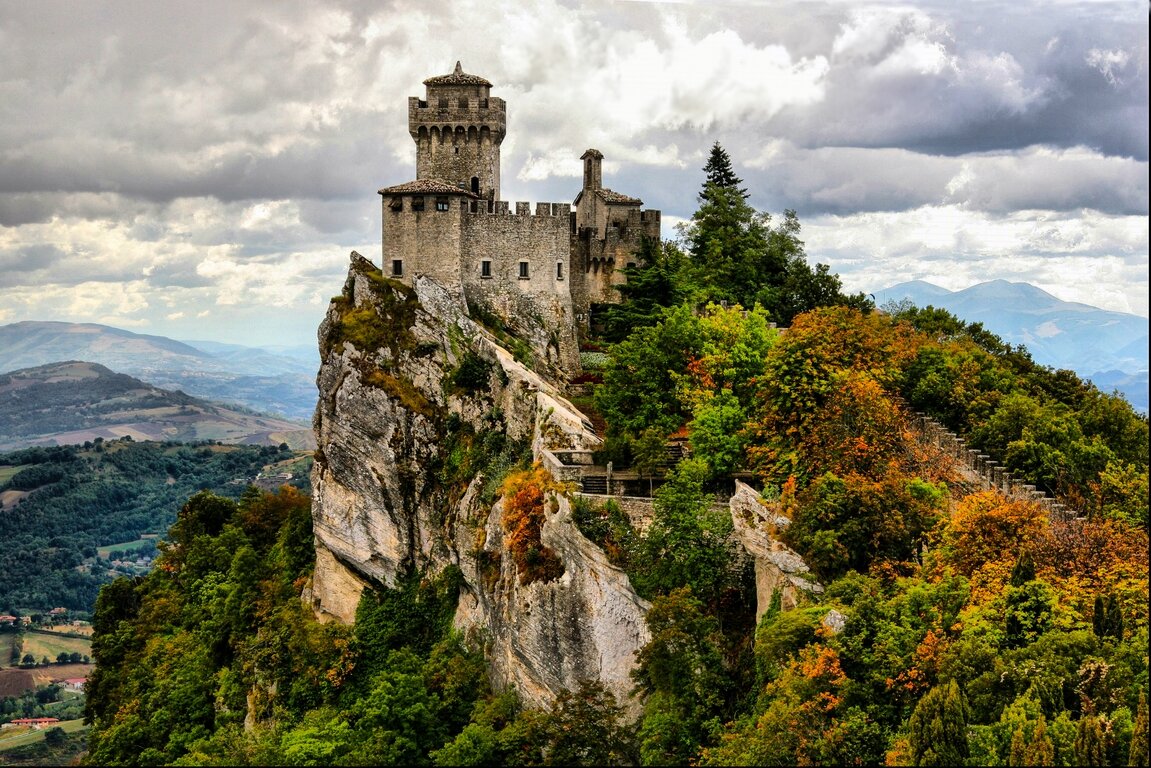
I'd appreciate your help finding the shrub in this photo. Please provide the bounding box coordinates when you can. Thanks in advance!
[499,466,566,585]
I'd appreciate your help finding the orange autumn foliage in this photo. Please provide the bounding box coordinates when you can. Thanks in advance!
[888,629,948,696]
[798,372,911,479]
[942,491,1048,576]
[500,464,566,585]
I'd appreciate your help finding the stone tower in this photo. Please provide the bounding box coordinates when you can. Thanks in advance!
[409,62,507,205]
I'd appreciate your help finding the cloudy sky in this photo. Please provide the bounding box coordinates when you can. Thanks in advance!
[1,0,1146,347]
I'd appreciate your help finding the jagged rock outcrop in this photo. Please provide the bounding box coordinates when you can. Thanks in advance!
[729,480,823,621]
[310,252,649,712]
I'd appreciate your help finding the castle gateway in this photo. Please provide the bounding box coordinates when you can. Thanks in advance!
[378,62,660,371]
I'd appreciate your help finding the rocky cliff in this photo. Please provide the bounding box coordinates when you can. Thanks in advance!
[309,252,650,711]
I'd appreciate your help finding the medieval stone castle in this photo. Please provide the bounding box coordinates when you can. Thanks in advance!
[377,62,660,370]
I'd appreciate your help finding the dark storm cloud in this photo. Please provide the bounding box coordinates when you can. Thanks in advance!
[768,4,1147,160]
[737,143,1149,217]
[0,118,396,204]
[0,244,67,274]
[0,2,408,204]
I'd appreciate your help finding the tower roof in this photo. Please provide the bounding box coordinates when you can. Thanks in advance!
[423,61,492,87]
[378,179,480,197]
[573,188,643,206]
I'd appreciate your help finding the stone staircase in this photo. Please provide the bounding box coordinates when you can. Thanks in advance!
[899,399,1082,522]
[580,475,608,495]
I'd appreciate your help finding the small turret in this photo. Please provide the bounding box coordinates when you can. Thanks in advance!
[581,148,603,192]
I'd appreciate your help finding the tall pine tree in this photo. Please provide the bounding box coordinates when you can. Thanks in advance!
[701,142,748,198]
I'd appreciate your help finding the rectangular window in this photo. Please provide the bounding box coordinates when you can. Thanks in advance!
[556,262,564,280]
[481,260,492,278]
[435,197,450,211]
[438,98,448,109]
[518,261,529,279]
[391,260,403,277]
[411,197,425,212]
[459,97,468,108]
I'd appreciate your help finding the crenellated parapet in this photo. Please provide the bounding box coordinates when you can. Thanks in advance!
[410,62,506,202]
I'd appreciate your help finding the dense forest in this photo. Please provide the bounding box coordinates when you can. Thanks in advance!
[0,439,301,612]
[82,145,1148,766]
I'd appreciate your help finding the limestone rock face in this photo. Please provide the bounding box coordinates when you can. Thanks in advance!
[310,252,648,709]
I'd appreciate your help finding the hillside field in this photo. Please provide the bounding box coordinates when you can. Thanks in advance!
[19,632,90,664]
[96,536,159,559]
[0,717,87,753]
[0,634,17,667]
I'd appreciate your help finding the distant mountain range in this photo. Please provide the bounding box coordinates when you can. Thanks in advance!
[874,279,1148,412]
[0,321,318,421]
[0,361,315,451]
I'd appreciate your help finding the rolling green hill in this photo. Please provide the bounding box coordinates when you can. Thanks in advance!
[0,361,314,451]
[0,321,319,421]
[0,439,311,612]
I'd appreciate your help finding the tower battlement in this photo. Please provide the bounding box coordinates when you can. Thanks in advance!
[464,201,572,219]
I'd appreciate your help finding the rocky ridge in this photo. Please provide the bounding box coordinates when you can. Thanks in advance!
[309,252,650,711]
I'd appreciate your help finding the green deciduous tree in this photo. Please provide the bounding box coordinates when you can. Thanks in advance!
[540,680,636,766]
[634,587,732,764]
[631,458,746,610]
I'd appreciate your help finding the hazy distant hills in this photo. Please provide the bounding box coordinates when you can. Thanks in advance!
[0,361,316,451]
[874,279,1148,412]
[0,321,318,421]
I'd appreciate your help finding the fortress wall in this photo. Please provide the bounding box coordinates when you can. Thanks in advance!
[381,196,465,287]
[461,202,571,298]
[571,208,661,313]
[460,202,579,372]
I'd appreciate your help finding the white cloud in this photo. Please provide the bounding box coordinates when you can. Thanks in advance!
[1086,47,1132,86]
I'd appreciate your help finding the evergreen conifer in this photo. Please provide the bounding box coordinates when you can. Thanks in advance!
[909,679,970,766]
[1076,715,1110,766]
[1131,690,1149,767]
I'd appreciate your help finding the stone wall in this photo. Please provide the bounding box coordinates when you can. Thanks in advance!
[461,202,580,372]
[907,409,1081,521]
[570,207,661,317]
[462,202,571,298]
